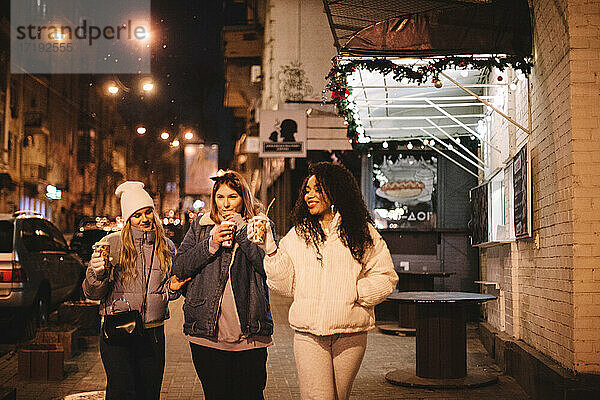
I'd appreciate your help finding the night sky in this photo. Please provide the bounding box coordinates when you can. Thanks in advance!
[0,0,233,166]
[146,0,233,164]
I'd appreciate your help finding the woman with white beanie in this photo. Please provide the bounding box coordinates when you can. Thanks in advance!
[83,181,188,400]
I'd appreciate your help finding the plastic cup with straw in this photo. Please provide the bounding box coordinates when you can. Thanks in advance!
[250,198,275,244]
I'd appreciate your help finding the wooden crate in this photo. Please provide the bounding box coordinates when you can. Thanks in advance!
[18,344,64,380]
[35,325,78,359]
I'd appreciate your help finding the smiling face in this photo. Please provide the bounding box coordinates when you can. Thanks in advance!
[304,175,332,218]
[215,183,243,218]
[129,207,155,231]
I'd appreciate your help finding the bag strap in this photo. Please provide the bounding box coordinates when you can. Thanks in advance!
[140,242,156,319]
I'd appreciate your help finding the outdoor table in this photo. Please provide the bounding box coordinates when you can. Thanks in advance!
[385,291,498,389]
[378,271,454,335]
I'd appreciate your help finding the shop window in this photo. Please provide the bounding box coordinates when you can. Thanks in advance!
[488,169,507,241]
[372,154,437,230]
[470,169,512,245]
[470,144,530,246]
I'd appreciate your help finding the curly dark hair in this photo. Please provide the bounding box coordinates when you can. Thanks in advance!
[291,162,374,263]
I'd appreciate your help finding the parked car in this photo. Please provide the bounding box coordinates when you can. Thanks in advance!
[0,211,85,338]
[163,223,184,247]
[69,224,113,264]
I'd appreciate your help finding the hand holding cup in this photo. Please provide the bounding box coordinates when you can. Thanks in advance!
[248,216,269,244]
[90,241,110,277]
[213,221,236,248]
[248,217,277,255]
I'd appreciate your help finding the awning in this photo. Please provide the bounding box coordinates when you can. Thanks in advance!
[348,66,488,142]
[323,0,532,57]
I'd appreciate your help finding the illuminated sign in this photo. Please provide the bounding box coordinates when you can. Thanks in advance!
[46,185,62,200]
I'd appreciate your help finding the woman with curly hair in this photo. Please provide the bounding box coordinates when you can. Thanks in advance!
[254,162,398,400]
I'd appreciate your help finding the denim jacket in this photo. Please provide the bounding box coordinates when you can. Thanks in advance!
[173,213,274,340]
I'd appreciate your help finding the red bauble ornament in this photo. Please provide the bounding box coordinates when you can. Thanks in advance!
[459,62,466,68]
[434,79,443,89]
[332,86,350,99]
[497,75,504,82]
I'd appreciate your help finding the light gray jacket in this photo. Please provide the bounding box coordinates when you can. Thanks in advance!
[82,227,177,325]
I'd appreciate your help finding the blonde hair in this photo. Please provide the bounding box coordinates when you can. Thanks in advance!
[119,209,172,282]
[209,170,259,224]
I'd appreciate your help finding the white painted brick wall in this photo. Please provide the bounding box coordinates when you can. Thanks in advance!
[569,0,600,373]
[482,0,600,373]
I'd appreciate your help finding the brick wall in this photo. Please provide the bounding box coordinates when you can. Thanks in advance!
[568,0,600,373]
[522,0,575,368]
[481,0,600,373]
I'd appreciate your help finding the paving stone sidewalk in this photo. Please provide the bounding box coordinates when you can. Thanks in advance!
[0,293,530,399]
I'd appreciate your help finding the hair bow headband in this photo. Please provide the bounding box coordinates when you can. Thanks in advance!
[209,169,237,182]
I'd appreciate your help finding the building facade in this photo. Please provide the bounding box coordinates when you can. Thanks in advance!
[480,0,600,376]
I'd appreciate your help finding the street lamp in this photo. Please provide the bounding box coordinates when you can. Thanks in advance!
[141,77,155,93]
[137,126,147,135]
[184,131,194,140]
[160,131,170,140]
[107,84,119,94]
[171,139,180,147]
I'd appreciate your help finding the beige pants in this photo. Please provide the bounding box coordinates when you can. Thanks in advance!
[293,331,368,400]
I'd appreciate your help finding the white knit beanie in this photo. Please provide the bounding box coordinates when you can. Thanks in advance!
[115,181,155,222]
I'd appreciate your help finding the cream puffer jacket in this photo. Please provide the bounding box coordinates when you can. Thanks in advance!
[264,213,398,336]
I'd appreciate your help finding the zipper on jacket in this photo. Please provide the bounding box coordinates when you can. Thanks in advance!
[140,233,147,319]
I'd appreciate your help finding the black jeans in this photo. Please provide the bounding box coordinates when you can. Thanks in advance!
[189,342,268,400]
[100,325,165,400]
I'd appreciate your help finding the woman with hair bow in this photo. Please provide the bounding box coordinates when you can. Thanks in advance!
[173,170,274,400]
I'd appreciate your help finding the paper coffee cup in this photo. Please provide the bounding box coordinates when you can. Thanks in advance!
[93,241,110,265]
[221,220,236,247]
[250,216,268,244]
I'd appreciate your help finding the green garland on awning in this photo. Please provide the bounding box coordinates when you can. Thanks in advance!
[324,55,533,152]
